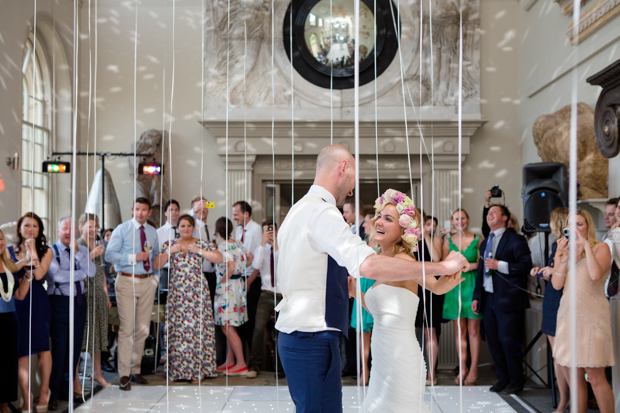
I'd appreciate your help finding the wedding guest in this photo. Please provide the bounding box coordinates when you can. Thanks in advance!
[473,205,532,395]
[415,212,444,386]
[102,229,113,242]
[232,201,261,354]
[154,214,222,382]
[74,213,111,391]
[529,207,569,413]
[214,217,248,376]
[603,198,618,240]
[192,197,217,306]
[105,197,159,391]
[156,199,180,292]
[552,209,614,413]
[47,216,96,409]
[442,208,483,385]
[9,212,53,413]
[247,220,282,379]
[0,228,31,413]
[362,213,374,239]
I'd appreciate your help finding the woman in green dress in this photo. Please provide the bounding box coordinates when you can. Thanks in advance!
[74,213,112,391]
[442,208,483,385]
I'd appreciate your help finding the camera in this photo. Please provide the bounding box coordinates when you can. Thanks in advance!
[490,185,503,198]
[562,227,570,238]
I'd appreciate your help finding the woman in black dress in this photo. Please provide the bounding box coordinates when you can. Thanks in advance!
[10,213,53,413]
[0,228,32,413]
[529,207,569,413]
[415,213,444,386]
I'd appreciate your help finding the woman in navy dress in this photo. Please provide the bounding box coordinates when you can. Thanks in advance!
[529,207,569,413]
[10,213,53,413]
[0,228,32,413]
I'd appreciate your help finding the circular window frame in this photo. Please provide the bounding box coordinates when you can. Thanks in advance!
[284,0,400,90]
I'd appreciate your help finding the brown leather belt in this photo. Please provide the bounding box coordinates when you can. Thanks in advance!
[119,272,152,279]
[264,290,282,297]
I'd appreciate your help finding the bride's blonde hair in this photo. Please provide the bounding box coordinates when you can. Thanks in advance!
[368,200,422,260]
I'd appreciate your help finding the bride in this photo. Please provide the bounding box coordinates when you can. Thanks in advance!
[349,190,463,412]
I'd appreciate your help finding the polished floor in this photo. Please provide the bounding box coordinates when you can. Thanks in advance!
[73,385,518,412]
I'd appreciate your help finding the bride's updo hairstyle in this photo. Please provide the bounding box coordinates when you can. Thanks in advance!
[369,189,422,258]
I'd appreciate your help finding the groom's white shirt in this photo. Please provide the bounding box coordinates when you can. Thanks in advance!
[275,185,375,334]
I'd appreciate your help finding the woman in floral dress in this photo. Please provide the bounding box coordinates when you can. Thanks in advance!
[213,217,248,376]
[154,214,223,382]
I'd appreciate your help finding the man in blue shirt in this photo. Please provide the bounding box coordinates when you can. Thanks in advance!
[47,216,96,409]
[105,197,159,391]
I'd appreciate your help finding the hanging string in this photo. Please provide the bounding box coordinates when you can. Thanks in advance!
[225,0,231,391]
[330,0,333,145]
[68,0,80,408]
[270,0,280,401]
[166,0,176,408]
[81,0,93,399]
[352,0,366,407]
[290,5,294,207]
[456,0,464,409]
[28,0,38,408]
[568,0,580,410]
[198,0,207,403]
[373,0,379,197]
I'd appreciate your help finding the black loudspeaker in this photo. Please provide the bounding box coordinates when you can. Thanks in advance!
[522,162,568,233]
[140,335,157,375]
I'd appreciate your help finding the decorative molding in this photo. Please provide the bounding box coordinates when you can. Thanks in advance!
[273,155,415,171]
[554,0,589,15]
[567,0,620,45]
[586,58,620,158]
[202,120,486,168]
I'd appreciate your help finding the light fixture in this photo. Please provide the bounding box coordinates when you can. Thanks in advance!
[42,160,71,173]
[138,161,163,175]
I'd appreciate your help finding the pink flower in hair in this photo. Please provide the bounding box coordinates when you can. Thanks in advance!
[392,191,405,204]
[403,206,416,217]
[398,214,412,228]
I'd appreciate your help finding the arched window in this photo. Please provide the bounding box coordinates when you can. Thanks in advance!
[22,32,52,229]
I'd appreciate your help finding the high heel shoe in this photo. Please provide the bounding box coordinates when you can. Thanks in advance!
[36,389,50,412]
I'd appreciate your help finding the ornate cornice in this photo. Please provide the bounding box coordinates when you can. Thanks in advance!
[567,0,620,45]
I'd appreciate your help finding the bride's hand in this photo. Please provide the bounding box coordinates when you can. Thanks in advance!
[432,271,464,295]
[348,276,357,298]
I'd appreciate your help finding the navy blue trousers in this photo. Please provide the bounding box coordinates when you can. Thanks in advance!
[482,292,525,385]
[279,331,342,413]
[49,295,87,400]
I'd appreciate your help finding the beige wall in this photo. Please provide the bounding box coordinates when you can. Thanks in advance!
[519,0,620,201]
[461,0,522,233]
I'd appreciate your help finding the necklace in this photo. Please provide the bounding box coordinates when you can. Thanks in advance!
[0,267,15,303]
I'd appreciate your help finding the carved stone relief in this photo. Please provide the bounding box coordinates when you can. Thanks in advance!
[532,103,608,199]
[406,0,480,107]
[203,0,481,113]
[586,58,620,158]
[128,129,170,224]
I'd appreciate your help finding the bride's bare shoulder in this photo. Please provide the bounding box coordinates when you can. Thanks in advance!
[394,252,415,262]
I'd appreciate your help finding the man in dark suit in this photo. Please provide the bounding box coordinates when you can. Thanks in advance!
[472,204,532,395]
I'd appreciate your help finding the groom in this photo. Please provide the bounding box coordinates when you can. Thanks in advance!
[275,145,469,413]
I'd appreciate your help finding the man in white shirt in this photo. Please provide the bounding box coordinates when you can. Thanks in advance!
[275,145,468,413]
[191,196,216,304]
[156,199,180,291]
[233,200,263,353]
[246,220,282,379]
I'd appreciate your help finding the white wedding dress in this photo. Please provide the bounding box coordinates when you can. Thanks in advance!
[363,284,429,413]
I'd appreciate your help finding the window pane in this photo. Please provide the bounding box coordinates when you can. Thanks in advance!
[21,187,32,216]
[22,171,32,188]
[35,188,47,219]
[22,79,29,121]
[22,124,33,171]
[35,143,43,170]
[35,171,44,188]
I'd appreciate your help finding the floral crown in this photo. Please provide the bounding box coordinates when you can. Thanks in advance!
[373,189,421,252]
